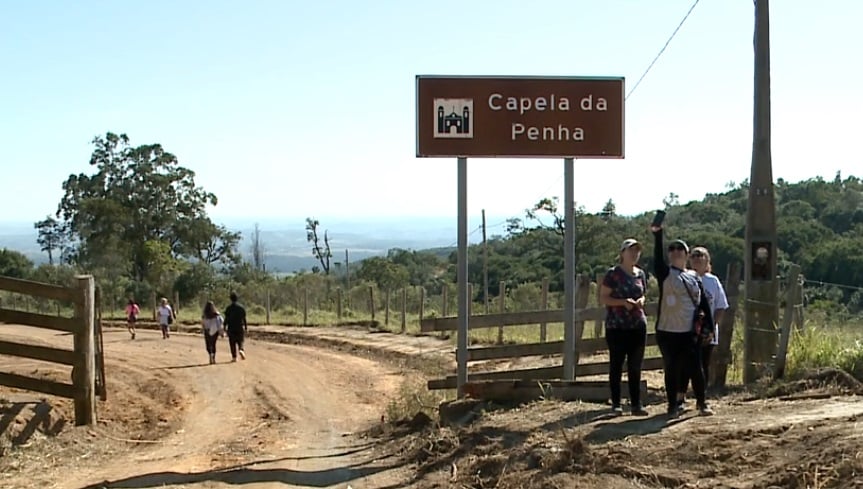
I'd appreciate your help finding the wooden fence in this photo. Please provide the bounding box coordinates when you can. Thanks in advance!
[0,275,100,426]
[421,265,744,394]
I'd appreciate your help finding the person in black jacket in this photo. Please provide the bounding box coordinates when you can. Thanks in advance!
[651,223,715,417]
[224,292,248,362]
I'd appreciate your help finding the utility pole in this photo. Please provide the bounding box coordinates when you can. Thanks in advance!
[744,0,779,383]
[482,209,489,314]
[345,249,351,308]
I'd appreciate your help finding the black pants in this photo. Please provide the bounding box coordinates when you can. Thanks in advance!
[657,330,706,411]
[605,328,646,408]
[228,331,245,358]
[204,333,218,355]
[681,343,715,392]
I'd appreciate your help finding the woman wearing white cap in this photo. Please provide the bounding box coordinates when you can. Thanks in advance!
[599,238,649,416]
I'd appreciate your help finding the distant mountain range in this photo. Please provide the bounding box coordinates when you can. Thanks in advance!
[0,216,502,273]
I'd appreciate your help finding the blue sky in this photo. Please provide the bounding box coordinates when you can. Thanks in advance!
[1,0,861,227]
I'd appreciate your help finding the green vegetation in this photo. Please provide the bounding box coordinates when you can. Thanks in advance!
[2,133,862,383]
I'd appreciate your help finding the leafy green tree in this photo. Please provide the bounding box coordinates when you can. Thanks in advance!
[54,132,236,282]
[355,256,409,291]
[0,249,33,279]
[34,216,69,265]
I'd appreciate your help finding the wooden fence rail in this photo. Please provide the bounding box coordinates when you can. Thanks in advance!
[0,275,98,426]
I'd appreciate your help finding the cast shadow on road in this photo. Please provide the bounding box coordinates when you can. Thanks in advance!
[77,447,408,488]
[585,412,695,443]
[153,363,212,370]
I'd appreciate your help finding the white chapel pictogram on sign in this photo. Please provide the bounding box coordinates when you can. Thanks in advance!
[433,98,473,139]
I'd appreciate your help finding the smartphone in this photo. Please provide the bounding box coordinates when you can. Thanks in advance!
[651,210,666,228]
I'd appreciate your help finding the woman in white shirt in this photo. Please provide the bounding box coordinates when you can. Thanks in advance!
[201,301,224,365]
[685,246,730,389]
[157,297,175,339]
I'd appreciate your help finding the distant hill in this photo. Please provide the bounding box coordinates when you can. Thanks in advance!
[0,216,492,272]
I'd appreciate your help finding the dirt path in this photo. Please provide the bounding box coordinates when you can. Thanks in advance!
[0,324,412,489]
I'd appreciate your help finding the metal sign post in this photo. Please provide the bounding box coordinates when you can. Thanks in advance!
[562,157,576,380]
[456,157,469,397]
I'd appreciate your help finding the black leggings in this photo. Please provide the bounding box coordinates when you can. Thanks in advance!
[681,344,715,392]
[605,328,646,407]
[204,333,218,354]
[657,330,706,410]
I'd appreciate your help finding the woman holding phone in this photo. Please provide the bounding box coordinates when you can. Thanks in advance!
[599,238,649,416]
[651,215,715,417]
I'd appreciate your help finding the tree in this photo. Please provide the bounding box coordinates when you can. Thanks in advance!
[54,132,237,282]
[600,199,617,220]
[662,192,680,208]
[355,256,409,291]
[34,215,69,265]
[250,223,266,271]
[305,218,332,275]
[0,248,33,279]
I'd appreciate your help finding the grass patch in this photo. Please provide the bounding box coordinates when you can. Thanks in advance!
[786,325,863,381]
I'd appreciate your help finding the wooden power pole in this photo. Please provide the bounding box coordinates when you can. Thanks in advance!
[744,0,779,383]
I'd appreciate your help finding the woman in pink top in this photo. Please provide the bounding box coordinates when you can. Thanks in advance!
[125,299,140,340]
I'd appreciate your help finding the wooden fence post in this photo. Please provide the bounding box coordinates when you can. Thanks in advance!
[385,289,390,326]
[775,264,802,379]
[303,288,308,326]
[574,274,591,362]
[418,286,425,324]
[400,288,407,333]
[468,283,473,316]
[151,291,157,321]
[73,275,96,426]
[369,286,375,322]
[594,272,604,338]
[794,278,805,331]
[173,291,180,316]
[497,281,506,344]
[336,288,343,320]
[539,278,549,343]
[711,262,742,388]
[266,289,271,325]
[442,286,448,317]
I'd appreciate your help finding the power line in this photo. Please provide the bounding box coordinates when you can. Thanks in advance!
[802,279,863,293]
[626,0,701,101]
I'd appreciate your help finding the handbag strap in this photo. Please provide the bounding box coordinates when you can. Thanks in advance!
[681,274,700,308]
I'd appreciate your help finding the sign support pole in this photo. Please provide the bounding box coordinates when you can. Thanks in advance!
[563,157,576,380]
[456,156,469,397]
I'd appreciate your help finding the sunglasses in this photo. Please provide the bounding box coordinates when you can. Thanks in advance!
[667,245,687,252]
[690,252,706,258]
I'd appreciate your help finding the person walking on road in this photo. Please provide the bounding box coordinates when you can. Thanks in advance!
[224,292,248,362]
[201,301,224,365]
[125,299,140,340]
[157,297,175,339]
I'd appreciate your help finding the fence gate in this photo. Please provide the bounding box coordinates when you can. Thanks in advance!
[0,275,99,425]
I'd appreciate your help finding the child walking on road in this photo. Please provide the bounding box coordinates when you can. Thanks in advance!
[125,299,140,340]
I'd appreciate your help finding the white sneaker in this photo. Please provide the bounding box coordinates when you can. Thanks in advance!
[239,350,246,360]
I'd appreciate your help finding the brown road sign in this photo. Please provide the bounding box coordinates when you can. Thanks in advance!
[416,76,624,158]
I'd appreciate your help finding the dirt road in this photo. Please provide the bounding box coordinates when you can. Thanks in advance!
[0,324,412,489]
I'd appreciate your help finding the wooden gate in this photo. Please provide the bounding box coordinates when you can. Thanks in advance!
[0,275,99,425]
